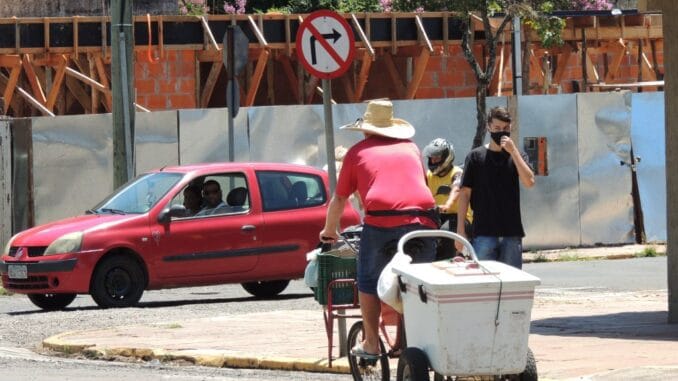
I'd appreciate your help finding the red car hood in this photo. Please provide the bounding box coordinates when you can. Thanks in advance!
[10,214,139,247]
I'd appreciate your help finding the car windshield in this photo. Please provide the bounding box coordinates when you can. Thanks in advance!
[91,172,184,214]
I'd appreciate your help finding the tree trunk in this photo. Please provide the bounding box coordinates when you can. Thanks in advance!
[473,82,488,148]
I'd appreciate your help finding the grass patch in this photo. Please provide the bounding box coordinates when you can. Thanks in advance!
[531,254,549,263]
[0,286,12,296]
[162,323,183,329]
[636,246,658,258]
[552,254,599,262]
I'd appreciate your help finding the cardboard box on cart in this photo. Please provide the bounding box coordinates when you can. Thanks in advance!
[392,260,541,377]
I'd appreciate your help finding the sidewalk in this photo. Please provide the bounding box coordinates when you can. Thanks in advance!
[42,244,678,380]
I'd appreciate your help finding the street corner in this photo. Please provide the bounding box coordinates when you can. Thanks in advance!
[42,330,97,355]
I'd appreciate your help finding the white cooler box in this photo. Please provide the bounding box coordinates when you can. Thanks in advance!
[392,259,541,376]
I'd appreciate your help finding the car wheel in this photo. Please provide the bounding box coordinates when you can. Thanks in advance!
[90,256,145,308]
[241,280,289,298]
[27,293,76,311]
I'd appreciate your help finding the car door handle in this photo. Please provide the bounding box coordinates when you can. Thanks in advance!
[241,225,256,232]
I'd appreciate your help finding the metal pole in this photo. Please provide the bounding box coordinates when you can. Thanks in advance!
[322,78,345,354]
[511,16,523,95]
[119,32,134,178]
[323,79,337,193]
[227,27,235,162]
[111,0,135,188]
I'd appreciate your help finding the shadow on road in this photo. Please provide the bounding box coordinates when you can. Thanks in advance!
[532,311,678,340]
[6,292,314,315]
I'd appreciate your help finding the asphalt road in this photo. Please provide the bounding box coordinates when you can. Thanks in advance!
[0,256,669,380]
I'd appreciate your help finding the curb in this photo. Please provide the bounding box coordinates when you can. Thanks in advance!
[43,333,351,374]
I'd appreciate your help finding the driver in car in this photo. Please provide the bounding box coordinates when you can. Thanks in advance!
[196,180,227,216]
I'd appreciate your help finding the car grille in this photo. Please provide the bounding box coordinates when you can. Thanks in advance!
[7,246,47,257]
[2,274,50,290]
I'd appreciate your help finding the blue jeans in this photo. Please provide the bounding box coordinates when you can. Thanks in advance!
[357,224,436,294]
[472,236,523,269]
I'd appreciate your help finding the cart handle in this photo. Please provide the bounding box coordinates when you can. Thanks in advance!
[397,230,478,262]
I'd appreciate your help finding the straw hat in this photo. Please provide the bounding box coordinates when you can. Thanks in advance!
[340,99,414,139]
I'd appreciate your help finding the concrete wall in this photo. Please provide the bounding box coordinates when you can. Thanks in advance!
[0,0,177,17]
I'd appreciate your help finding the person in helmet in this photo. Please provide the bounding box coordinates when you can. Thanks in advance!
[423,138,473,259]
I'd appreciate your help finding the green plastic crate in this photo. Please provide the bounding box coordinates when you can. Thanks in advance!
[314,250,357,305]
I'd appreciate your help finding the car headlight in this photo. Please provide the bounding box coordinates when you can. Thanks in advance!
[44,232,84,256]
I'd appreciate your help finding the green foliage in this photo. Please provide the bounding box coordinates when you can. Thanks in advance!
[524,2,566,47]
[338,0,382,13]
[636,246,659,258]
[286,0,340,13]
[0,286,11,296]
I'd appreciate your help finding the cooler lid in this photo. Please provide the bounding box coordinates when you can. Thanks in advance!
[392,259,541,292]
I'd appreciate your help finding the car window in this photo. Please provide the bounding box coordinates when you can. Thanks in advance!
[170,173,250,218]
[257,171,326,212]
[93,172,183,214]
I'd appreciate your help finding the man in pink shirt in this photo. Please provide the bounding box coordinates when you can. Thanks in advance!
[320,99,438,358]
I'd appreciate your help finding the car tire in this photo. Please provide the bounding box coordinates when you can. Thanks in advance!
[27,293,76,311]
[241,280,289,298]
[90,256,145,308]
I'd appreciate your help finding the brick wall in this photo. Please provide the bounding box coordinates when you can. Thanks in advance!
[133,39,664,110]
[135,50,197,110]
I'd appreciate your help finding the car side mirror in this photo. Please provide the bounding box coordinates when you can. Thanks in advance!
[157,204,188,224]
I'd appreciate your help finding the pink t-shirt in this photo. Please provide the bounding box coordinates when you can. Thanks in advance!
[336,136,436,228]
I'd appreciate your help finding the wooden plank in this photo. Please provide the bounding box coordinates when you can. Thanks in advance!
[0,119,11,247]
[46,55,68,110]
[0,72,54,116]
[200,62,222,107]
[3,64,21,111]
[0,55,21,67]
[406,47,430,99]
[585,50,600,84]
[94,55,112,111]
[88,54,99,113]
[245,49,269,106]
[489,43,505,96]
[552,45,573,84]
[277,54,299,103]
[64,75,91,112]
[0,73,23,114]
[604,40,627,83]
[340,75,355,103]
[305,76,320,104]
[22,54,47,104]
[354,50,372,102]
[383,53,407,98]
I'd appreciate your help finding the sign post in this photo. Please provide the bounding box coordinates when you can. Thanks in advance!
[296,10,355,194]
[297,9,355,356]
[222,25,249,162]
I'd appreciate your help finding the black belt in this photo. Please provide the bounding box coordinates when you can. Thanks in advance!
[367,208,441,227]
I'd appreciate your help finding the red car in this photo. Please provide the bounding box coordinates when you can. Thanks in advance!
[1,162,360,310]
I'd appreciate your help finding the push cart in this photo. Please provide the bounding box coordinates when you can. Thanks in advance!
[314,227,362,367]
[391,230,541,381]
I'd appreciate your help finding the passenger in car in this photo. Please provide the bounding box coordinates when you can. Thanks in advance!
[196,180,227,216]
[182,185,203,216]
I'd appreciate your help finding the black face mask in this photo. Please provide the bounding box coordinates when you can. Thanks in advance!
[490,131,510,145]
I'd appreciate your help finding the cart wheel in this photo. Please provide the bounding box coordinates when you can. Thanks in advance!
[519,348,538,381]
[397,347,430,381]
[347,321,390,381]
[494,347,538,381]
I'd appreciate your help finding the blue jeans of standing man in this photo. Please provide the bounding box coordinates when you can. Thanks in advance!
[472,236,523,269]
